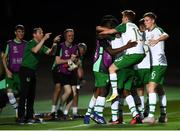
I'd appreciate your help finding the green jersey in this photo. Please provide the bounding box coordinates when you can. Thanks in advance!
[21,39,49,70]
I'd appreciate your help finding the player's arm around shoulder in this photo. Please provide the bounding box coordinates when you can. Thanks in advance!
[149,28,169,46]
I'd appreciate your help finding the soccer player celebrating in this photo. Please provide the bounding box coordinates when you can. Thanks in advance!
[52,29,80,119]
[84,15,138,124]
[97,10,145,124]
[17,27,60,124]
[97,10,145,102]
[142,12,169,124]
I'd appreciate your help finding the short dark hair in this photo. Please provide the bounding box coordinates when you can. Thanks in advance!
[101,15,119,28]
[121,10,136,22]
[78,43,87,51]
[64,28,74,37]
[143,12,157,20]
[33,27,42,34]
[139,18,144,25]
[15,24,24,31]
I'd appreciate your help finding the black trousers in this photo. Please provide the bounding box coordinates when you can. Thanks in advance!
[18,66,36,119]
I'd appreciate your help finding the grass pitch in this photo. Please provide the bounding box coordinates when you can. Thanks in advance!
[0,86,180,130]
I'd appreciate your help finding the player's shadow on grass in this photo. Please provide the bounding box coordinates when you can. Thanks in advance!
[89,123,162,129]
[0,122,17,126]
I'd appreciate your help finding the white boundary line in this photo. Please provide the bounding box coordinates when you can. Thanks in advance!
[48,111,180,130]
[50,123,95,130]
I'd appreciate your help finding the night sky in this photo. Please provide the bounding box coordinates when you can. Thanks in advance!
[0,0,179,67]
[0,0,179,96]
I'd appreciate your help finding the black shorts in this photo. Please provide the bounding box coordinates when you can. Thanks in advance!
[61,72,77,86]
[52,70,77,86]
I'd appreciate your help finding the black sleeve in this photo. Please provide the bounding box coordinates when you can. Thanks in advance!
[55,44,61,56]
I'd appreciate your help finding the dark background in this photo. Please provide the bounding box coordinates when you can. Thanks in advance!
[0,0,179,99]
